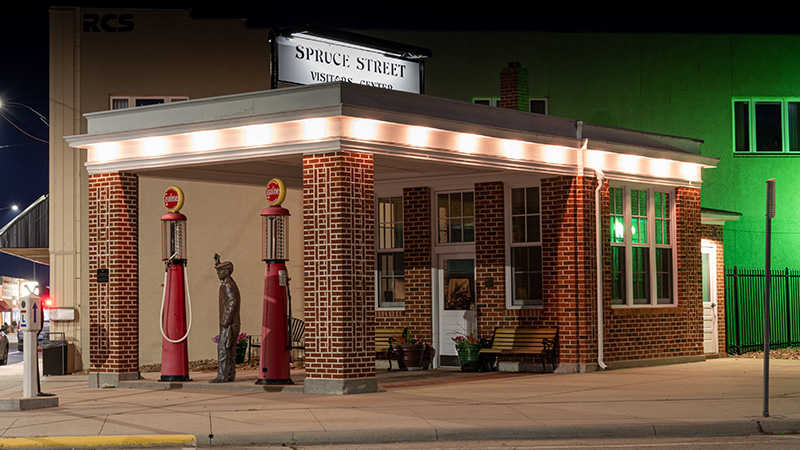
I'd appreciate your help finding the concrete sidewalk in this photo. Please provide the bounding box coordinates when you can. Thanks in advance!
[0,357,798,448]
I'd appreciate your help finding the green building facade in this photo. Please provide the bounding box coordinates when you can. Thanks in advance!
[379,30,800,269]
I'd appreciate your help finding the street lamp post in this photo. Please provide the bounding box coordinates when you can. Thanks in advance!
[0,100,49,127]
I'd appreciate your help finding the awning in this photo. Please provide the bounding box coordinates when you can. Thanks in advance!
[0,194,49,265]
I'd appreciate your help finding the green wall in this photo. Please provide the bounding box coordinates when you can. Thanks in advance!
[372,30,800,269]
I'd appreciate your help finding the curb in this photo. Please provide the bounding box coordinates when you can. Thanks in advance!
[187,418,800,447]
[0,434,197,449]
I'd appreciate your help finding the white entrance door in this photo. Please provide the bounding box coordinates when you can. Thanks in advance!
[702,244,719,354]
[437,254,477,366]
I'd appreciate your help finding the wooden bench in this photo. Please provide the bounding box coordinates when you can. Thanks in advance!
[247,317,305,363]
[479,327,558,372]
[375,327,408,371]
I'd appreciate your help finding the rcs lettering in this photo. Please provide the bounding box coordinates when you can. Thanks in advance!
[83,13,135,33]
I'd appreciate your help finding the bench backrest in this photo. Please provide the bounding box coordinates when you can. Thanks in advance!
[488,328,558,351]
[375,327,408,352]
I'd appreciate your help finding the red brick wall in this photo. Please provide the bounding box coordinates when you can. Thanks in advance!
[701,224,726,354]
[474,181,507,336]
[88,172,139,375]
[303,152,376,380]
[375,187,433,342]
[541,176,597,365]
[602,185,704,362]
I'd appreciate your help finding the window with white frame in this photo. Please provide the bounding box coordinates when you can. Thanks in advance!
[733,98,800,153]
[509,186,543,307]
[471,97,549,115]
[437,191,475,244]
[609,186,674,306]
[111,96,189,110]
[376,197,404,308]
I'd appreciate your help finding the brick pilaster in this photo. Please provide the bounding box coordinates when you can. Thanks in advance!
[541,175,597,369]
[303,151,376,394]
[88,172,139,386]
[474,181,506,337]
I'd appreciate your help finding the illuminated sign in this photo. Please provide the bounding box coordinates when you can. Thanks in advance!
[272,27,429,94]
[266,178,287,206]
[163,186,185,212]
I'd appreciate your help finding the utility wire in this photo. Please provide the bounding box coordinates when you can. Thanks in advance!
[0,112,48,144]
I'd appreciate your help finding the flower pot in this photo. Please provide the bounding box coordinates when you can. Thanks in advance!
[456,343,482,372]
[395,344,434,370]
[235,341,247,364]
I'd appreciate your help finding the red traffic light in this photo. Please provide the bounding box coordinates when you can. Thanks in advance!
[42,296,53,308]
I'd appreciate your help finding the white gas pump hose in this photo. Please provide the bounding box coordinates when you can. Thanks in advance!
[159,265,193,344]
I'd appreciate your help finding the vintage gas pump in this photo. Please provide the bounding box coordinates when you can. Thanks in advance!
[256,178,293,385]
[20,293,42,398]
[159,186,192,381]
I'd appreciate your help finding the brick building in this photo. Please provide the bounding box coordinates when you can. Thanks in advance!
[66,82,718,393]
[48,8,738,394]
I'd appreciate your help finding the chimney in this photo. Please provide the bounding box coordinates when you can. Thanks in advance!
[500,62,529,111]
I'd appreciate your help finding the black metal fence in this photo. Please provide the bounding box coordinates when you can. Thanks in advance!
[725,266,800,354]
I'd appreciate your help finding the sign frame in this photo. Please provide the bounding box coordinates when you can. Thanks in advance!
[270,25,431,94]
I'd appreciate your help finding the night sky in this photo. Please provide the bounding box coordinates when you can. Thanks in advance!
[0,6,49,286]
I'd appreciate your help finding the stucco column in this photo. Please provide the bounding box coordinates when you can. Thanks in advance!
[87,172,139,387]
[303,151,376,394]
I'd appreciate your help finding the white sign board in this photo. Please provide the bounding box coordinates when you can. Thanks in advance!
[20,294,42,333]
[275,34,422,94]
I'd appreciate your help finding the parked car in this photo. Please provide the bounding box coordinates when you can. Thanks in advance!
[0,332,8,365]
[16,321,49,352]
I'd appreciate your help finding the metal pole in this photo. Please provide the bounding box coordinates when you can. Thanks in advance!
[764,178,776,418]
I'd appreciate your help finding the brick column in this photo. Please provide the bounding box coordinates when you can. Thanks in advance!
[474,181,506,337]
[88,172,139,387]
[303,151,376,394]
[541,175,597,372]
[402,187,433,341]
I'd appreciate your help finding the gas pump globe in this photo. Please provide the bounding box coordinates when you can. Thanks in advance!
[257,178,294,385]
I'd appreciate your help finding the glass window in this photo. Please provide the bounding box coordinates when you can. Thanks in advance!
[755,102,782,152]
[609,186,675,307]
[437,192,474,244]
[509,187,543,307]
[110,96,189,110]
[732,98,800,153]
[377,197,404,308]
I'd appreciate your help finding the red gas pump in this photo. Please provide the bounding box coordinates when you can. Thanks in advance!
[256,178,293,385]
[160,186,192,382]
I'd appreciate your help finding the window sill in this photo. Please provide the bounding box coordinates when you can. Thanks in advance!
[376,306,405,312]
[505,304,544,310]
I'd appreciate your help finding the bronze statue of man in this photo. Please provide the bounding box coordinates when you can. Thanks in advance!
[210,253,241,383]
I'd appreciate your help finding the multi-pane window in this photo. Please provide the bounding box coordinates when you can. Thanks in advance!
[733,98,800,153]
[437,192,475,244]
[509,187,543,307]
[377,197,404,308]
[471,97,549,115]
[111,96,188,110]
[609,186,674,306]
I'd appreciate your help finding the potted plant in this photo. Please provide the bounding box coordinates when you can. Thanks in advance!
[452,330,482,372]
[391,332,434,370]
[213,332,249,364]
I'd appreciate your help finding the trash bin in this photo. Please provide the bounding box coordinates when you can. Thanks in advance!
[41,332,68,376]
